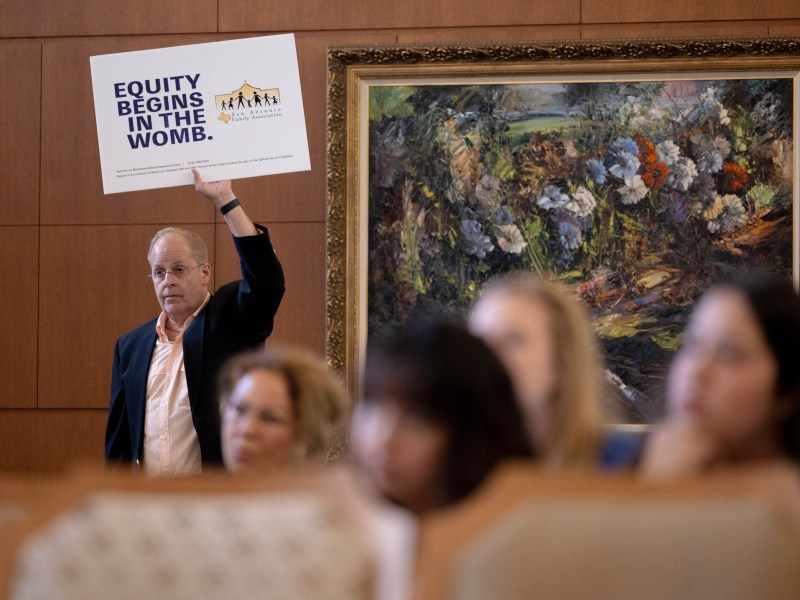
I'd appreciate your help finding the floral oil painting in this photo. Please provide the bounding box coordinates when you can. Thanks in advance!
[366,76,795,422]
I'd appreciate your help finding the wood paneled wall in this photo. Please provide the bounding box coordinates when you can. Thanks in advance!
[1,0,798,472]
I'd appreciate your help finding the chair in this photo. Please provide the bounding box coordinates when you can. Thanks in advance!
[414,462,800,600]
[1,466,413,600]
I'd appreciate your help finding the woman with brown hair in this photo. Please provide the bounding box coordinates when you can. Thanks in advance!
[217,346,348,475]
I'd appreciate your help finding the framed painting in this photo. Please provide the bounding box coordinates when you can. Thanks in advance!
[326,38,800,423]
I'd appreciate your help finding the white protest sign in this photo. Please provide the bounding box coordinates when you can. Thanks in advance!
[90,34,310,194]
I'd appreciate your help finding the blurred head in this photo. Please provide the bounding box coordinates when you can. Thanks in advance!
[469,273,605,466]
[218,347,348,475]
[148,228,211,325]
[666,276,800,462]
[352,320,533,515]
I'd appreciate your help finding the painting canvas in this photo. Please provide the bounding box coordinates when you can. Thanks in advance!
[326,40,800,422]
[367,76,794,421]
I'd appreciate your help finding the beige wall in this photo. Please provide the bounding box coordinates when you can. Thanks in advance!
[1,0,798,472]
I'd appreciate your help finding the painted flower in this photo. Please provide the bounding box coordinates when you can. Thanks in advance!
[557,220,583,250]
[659,190,691,223]
[692,171,717,200]
[495,224,528,254]
[633,134,669,189]
[564,186,597,218]
[692,134,731,174]
[493,206,514,225]
[664,157,697,192]
[608,151,641,181]
[700,85,731,125]
[696,150,724,174]
[699,85,720,104]
[711,135,732,159]
[709,101,731,126]
[656,140,681,167]
[704,194,747,233]
[537,185,570,210]
[610,137,639,156]
[617,175,648,205]
[721,163,750,193]
[461,219,494,258]
[642,162,669,189]
[585,158,607,184]
[632,105,667,129]
[683,85,731,127]
[633,132,657,161]
[694,195,721,220]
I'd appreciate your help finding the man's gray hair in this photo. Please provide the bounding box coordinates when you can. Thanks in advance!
[148,228,209,265]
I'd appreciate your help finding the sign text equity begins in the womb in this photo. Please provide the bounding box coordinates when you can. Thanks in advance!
[114,74,211,149]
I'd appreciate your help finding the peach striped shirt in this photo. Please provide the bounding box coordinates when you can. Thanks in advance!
[143,294,210,476]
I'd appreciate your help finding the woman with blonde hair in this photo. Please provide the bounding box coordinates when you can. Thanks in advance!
[469,272,609,468]
[217,346,348,475]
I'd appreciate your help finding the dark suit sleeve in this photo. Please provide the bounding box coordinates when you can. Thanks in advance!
[178,226,284,466]
[230,224,286,343]
[105,338,132,463]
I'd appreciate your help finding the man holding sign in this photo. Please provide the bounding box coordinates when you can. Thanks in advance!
[105,170,285,475]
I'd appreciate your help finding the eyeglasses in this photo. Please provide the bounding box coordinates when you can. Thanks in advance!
[148,264,205,282]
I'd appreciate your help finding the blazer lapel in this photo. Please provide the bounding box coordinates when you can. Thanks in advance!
[129,330,157,456]
[183,308,206,412]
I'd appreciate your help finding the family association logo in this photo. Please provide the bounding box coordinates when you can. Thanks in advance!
[215,82,282,124]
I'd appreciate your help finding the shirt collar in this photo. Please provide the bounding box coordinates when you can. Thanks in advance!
[155,292,211,343]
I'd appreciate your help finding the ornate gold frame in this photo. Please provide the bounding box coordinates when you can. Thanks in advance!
[326,37,800,393]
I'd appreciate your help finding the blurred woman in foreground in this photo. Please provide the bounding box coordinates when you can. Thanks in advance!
[469,273,614,468]
[219,347,417,600]
[351,320,534,515]
[217,347,347,475]
[641,276,800,479]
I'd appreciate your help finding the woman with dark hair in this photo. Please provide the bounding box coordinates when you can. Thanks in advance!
[640,275,800,478]
[351,319,535,514]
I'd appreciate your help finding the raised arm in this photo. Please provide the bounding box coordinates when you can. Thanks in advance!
[192,168,259,237]
[189,168,285,342]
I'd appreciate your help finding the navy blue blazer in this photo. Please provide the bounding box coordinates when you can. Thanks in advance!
[105,225,285,468]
